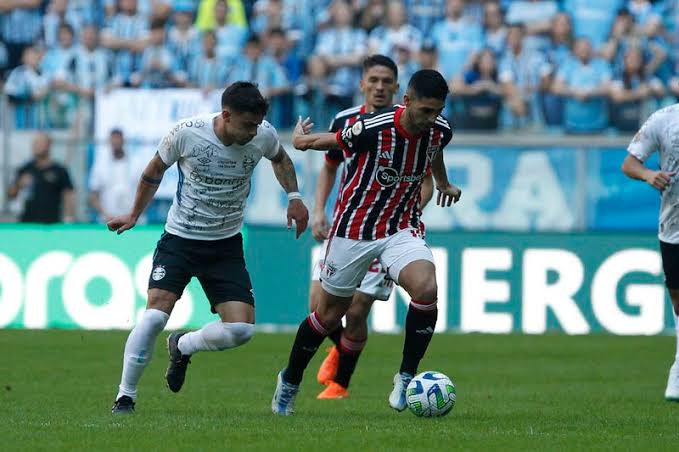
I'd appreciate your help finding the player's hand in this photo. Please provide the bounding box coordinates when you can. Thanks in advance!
[292,116,315,151]
[287,199,309,239]
[436,183,462,207]
[311,211,330,241]
[644,170,676,191]
[107,213,138,235]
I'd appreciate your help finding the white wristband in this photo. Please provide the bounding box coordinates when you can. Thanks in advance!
[287,191,303,201]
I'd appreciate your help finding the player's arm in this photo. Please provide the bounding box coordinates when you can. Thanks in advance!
[312,158,340,241]
[270,144,309,238]
[419,173,434,210]
[431,147,462,207]
[292,116,342,151]
[107,152,169,234]
[623,115,675,191]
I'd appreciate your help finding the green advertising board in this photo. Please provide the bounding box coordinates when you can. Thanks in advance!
[0,225,673,334]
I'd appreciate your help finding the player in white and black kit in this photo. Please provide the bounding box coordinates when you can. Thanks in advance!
[309,55,434,400]
[272,70,461,415]
[108,82,309,414]
[622,103,679,401]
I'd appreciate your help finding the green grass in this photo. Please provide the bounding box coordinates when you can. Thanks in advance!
[1,330,679,451]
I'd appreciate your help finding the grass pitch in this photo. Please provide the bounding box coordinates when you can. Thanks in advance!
[1,330,678,451]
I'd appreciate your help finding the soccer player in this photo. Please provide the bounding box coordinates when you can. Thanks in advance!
[108,81,309,414]
[272,69,461,415]
[310,54,434,400]
[622,103,679,402]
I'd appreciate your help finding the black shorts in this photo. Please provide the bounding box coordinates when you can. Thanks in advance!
[660,240,679,290]
[148,232,255,312]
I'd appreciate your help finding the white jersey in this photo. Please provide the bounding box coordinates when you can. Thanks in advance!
[627,103,679,243]
[157,112,280,240]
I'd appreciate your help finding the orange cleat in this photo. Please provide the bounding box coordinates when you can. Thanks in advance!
[317,381,349,399]
[316,346,340,385]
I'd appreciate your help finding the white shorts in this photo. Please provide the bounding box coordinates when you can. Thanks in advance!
[312,241,394,300]
[320,228,434,298]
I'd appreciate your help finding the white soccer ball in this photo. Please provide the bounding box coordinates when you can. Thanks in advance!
[406,371,456,417]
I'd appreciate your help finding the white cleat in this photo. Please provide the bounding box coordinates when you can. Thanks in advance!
[665,362,679,402]
[388,372,413,412]
[272,369,300,415]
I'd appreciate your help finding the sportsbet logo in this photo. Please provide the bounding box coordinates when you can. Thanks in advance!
[376,166,424,187]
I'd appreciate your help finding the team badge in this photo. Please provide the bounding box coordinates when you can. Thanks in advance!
[351,121,363,135]
[152,265,166,281]
[242,155,256,171]
[426,144,440,159]
[194,119,206,128]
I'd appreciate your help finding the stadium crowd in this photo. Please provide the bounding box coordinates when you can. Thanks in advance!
[1,0,679,132]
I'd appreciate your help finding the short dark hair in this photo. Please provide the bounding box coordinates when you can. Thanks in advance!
[59,23,74,36]
[221,81,269,115]
[150,18,166,31]
[110,128,124,137]
[363,54,398,79]
[246,34,261,46]
[406,70,449,101]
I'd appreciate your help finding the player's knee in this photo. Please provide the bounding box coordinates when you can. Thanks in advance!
[408,278,437,303]
[146,289,177,314]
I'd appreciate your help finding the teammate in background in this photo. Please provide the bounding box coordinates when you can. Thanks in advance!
[107,81,309,414]
[272,69,461,415]
[622,103,679,402]
[310,54,434,400]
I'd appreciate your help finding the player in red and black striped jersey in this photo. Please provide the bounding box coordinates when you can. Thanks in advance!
[273,70,461,415]
[309,55,434,400]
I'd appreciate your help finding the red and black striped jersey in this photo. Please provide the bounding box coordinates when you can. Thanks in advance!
[331,105,452,240]
[325,104,366,168]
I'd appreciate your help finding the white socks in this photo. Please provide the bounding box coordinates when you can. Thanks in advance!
[178,321,254,355]
[116,309,169,401]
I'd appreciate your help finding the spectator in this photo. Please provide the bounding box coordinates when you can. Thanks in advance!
[89,129,140,223]
[43,0,84,49]
[214,0,249,60]
[394,44,420,102]
[130,18,180,88]
[418,40,439,71]
[610,46,663,131]
[359,0,386,34]
[563,0,625,50]
[265,27,304,126]
[404,0,445,39]
[4,46,49,129]
[228,34,290,127]
[251,0,285,35]
[0,0,43,70]
[308,0,368,118]
[196,0,248,31]
[601,8,639,75]
[482,0,506,55]
[643,17,673,83]
[540,12,574,126]
[71,25,112,97]
[628,0,661,30]
[431,0,483,83]
[185,30,230,90]
[167,6,201,74]
[42,24,80,128]
[101,0,149,87]
[451,48,502,130]
[7,132,75,224]
[499,24,550,127]
[368,0,422,60]
[104,0,173,22]
[552,38,613,133]
[505,0,558,52]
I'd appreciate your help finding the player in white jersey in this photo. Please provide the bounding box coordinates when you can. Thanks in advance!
[108,82,309,414]
[622,103,679,401]
[309,55,434,400]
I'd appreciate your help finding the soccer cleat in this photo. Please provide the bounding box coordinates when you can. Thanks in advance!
[316,346,340,385]
[388,372,413,412]
[165,332,191,393]
[665,362,679,401]
[111,395,135,414]
[272,370,299,415]
[317,381,349,399]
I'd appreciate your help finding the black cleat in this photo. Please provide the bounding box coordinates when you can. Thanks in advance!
[166,332,191,393]
[111,395,135,414]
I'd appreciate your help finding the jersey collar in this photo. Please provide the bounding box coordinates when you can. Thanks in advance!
[394,106,422,140]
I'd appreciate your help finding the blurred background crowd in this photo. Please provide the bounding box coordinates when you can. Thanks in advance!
[2,0,679,134]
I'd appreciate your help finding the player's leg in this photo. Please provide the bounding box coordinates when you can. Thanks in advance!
[380,229,438,411]
[660,240,679,401]
[318,290,375,399]
[166,233,256,392]
[112,232,191,414]
[273,236,376,414]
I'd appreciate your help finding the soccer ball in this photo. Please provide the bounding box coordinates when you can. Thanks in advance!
[406,371,456,417]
